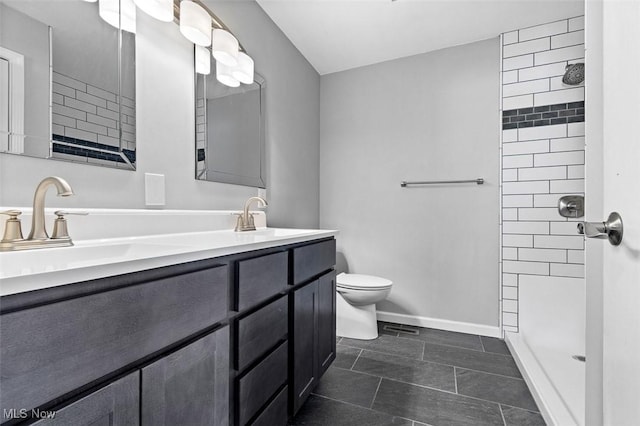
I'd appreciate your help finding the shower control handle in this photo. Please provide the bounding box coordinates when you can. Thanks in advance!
[577,212,623,246]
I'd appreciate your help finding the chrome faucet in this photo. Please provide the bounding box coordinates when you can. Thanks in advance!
[235,196,267,232]
[0,177,83,251]
[28,176,74,240]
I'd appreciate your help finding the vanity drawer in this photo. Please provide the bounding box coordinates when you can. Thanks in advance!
[250,385,288,426]
[237,251,288,311]
[0,264,229,415]
[237,296,288,370]
[292,239,336,284]
[238,341,288,425]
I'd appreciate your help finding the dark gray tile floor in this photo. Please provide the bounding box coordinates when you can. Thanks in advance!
[290,321,546,426]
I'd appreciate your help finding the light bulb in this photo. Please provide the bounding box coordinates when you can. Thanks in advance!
[179,1,211,46]
[212,28,238,66]
[216,61,240,87]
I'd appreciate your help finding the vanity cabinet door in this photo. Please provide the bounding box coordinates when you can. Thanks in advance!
[291,270,336,415]
[31,372,139,426]
[141,327,230,426]
[291,280,318,415]
[317,271,336,377]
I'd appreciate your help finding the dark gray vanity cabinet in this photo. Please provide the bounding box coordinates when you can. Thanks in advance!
[290,239,337,416]
[233,238,336,424]
[0,236,336,426]
[291,271,336,415]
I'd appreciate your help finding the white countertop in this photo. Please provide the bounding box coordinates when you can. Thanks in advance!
[0,227,337,297]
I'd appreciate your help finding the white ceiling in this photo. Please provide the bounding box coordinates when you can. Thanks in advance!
[256,0,584,75]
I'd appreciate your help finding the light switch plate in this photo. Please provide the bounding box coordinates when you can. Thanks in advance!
[145,173,165,207]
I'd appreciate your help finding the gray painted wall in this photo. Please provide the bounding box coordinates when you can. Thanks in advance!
[0,1,320,229]
[320,38,500,327]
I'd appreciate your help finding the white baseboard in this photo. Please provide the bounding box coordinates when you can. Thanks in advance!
[376,311,501,338]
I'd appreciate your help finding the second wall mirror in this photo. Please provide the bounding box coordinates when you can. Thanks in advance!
[195,67,265,188]
[183,0,266,188]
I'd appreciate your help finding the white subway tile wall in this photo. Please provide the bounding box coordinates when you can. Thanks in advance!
[500,17,585,331]
[51,71,136,152]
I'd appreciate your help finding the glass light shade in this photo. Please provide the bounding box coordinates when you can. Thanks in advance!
[216,61,240,87]
[231,52,254,84]
[195,45,211,75]
[180,1,211,46]
[99,0,137,34]
[212,29,238,66]
[133,0,173,22]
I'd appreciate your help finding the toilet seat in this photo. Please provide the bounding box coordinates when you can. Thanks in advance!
[336,273,393,291]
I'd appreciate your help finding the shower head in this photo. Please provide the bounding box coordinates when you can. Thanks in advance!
[562,63,585,85]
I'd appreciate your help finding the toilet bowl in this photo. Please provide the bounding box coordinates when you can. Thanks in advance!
[336,272,393,340]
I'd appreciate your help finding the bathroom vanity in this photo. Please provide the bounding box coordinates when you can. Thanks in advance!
[0,214,337,425]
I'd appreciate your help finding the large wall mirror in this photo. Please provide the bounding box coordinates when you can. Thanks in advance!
[187,1,266,188]
[195,67,265,188]
[0,0,136,169]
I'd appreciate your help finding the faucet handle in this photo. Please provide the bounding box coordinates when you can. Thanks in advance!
[52,211,88,240]
[54,210,89,218]
[1,210,22,219]
[0,210,24,242]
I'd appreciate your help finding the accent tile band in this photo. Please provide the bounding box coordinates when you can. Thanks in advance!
[502,101,584,130]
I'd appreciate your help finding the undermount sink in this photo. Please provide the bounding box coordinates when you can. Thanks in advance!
[0,242,190,279]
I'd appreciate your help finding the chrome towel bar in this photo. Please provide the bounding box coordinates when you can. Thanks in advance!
[400,178,484,187]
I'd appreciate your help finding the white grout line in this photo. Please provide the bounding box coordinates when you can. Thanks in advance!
[454,367,459,394]
[370,377,383,409]
[499,404,508,426]
[350,349,363,370]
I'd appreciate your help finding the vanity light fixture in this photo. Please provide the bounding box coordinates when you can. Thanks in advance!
[133,0,173,22]
[179,0,212,46]
[231,52,254,84]
[216,61,240,87]
[99,0,137,33]
[211,28,239,66]
[195,45,211,75]
[173,0,254,87]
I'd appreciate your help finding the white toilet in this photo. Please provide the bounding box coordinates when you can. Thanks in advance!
[336,272,393,340]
